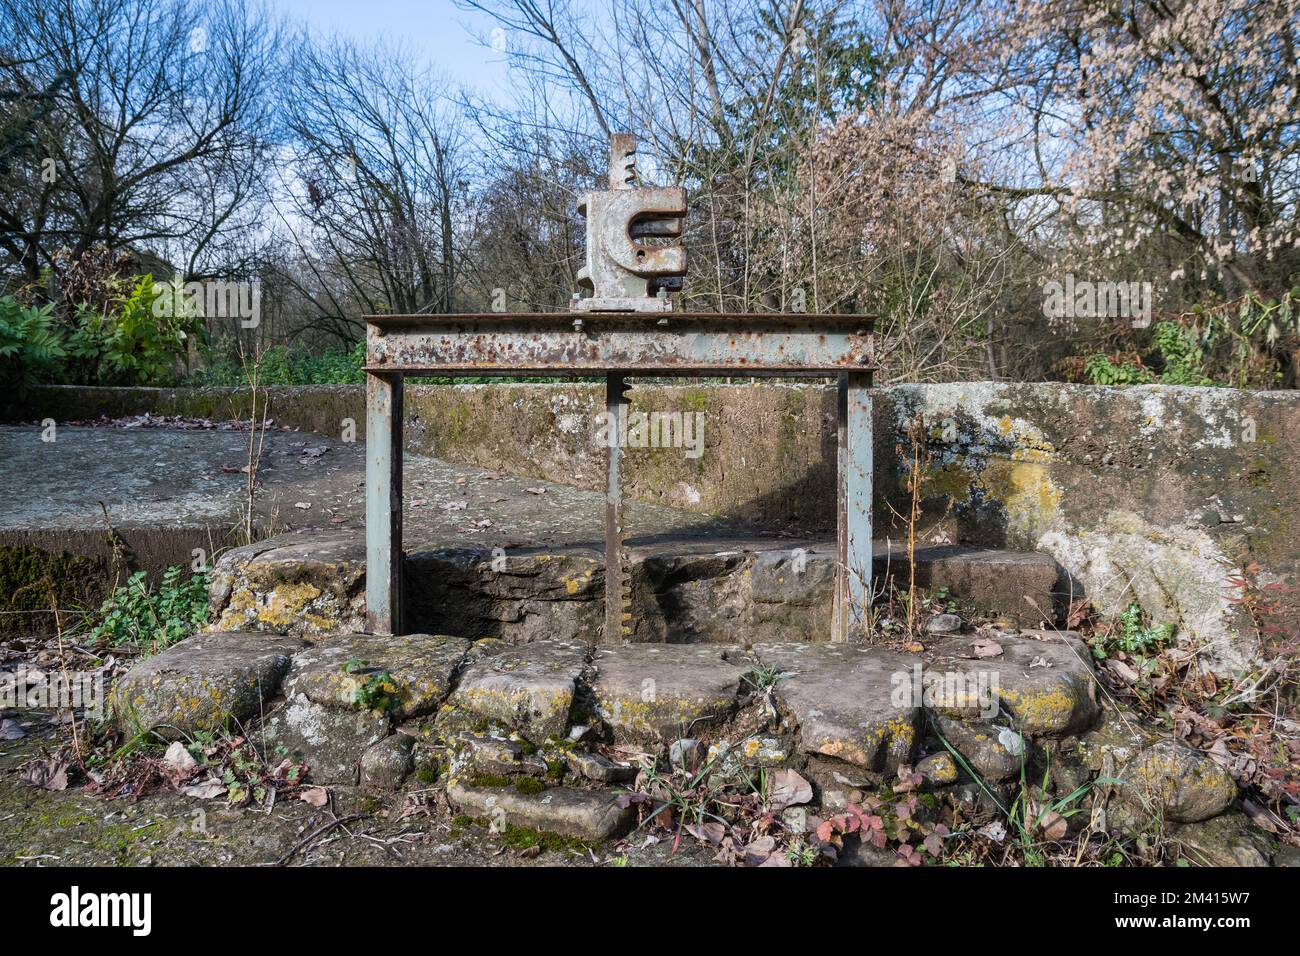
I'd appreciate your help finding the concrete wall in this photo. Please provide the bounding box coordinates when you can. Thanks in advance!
[16,381,1299,670]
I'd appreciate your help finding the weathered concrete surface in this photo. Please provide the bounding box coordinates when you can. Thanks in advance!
[0,423,376,635]
[888,383,1299,674]
[11,380,1298,668]
[590,643,749,743]
[110,631,304,738]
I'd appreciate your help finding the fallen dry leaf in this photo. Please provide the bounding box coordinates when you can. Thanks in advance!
[20,756,70,790]
[741,835,777,866]
[180,778,227,800]
[1040,810,1068,841]
[299,786,329,808]
[767,768,813,810]
[162,741,198,779]
[685,822,727,845]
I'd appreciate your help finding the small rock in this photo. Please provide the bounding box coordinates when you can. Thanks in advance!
[1174,812,1274,867]
[0,718,26,740]
[566,750,636,783]
[1072,709,1160,772]
[447,782,633,842]
[1273,844,1300,867]
[916,752,958,786]
[1118,739,1238,823]
[708,737,788,768]
[835,836,897,867]
[932,715,1023,781]
[451,734,524,776]
[520,754,551,777]
[360,734,414,791]
[668,738,706,772]
[925,613,964,635]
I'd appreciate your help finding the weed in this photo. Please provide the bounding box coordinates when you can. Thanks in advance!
[341,658,401,713]
[89,566,209,654]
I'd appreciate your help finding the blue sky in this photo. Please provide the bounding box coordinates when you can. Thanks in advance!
[270,0,510,93]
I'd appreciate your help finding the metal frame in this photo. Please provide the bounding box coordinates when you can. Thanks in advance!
[363,312,875,642]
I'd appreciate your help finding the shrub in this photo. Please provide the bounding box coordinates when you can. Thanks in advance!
[67,274,201,386]
[90,566,210,655]
[0,295,66,396]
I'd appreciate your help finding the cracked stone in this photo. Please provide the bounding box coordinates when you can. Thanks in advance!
[111,632,304,739]
[753,642,921,774]
[591,643,749,744]
[286,632,470,720]
[438,639,588,743]
[447,782,634,842]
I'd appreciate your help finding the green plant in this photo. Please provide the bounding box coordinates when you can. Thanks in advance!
[1085,352,1157,386]
[67,275,201,386]
[1151,321,1214,385]
[741,663,786,694]
[342,658,400,713]
[196,341,366,386]
[89,566,210,654]
[1091,603,1175,660]
[0,295,66,396]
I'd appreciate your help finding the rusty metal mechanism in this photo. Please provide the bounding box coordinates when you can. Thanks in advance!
[573,133,686,312]
[364,134,876,643]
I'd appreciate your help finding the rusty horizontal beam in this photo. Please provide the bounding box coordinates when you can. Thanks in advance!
[364,313,876,376]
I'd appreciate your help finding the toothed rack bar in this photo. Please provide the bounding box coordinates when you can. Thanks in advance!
[363,311,876,642]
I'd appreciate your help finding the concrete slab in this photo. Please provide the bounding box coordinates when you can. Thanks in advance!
[2,423,1066,639]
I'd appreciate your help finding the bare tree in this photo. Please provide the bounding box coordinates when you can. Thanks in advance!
[0,0,282,288]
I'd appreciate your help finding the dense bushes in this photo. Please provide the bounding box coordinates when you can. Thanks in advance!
[194,340,365,386]
[0,275,201,395]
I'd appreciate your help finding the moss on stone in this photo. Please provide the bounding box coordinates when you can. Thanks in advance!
[513,776,545,795]
[0,544,105,636]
